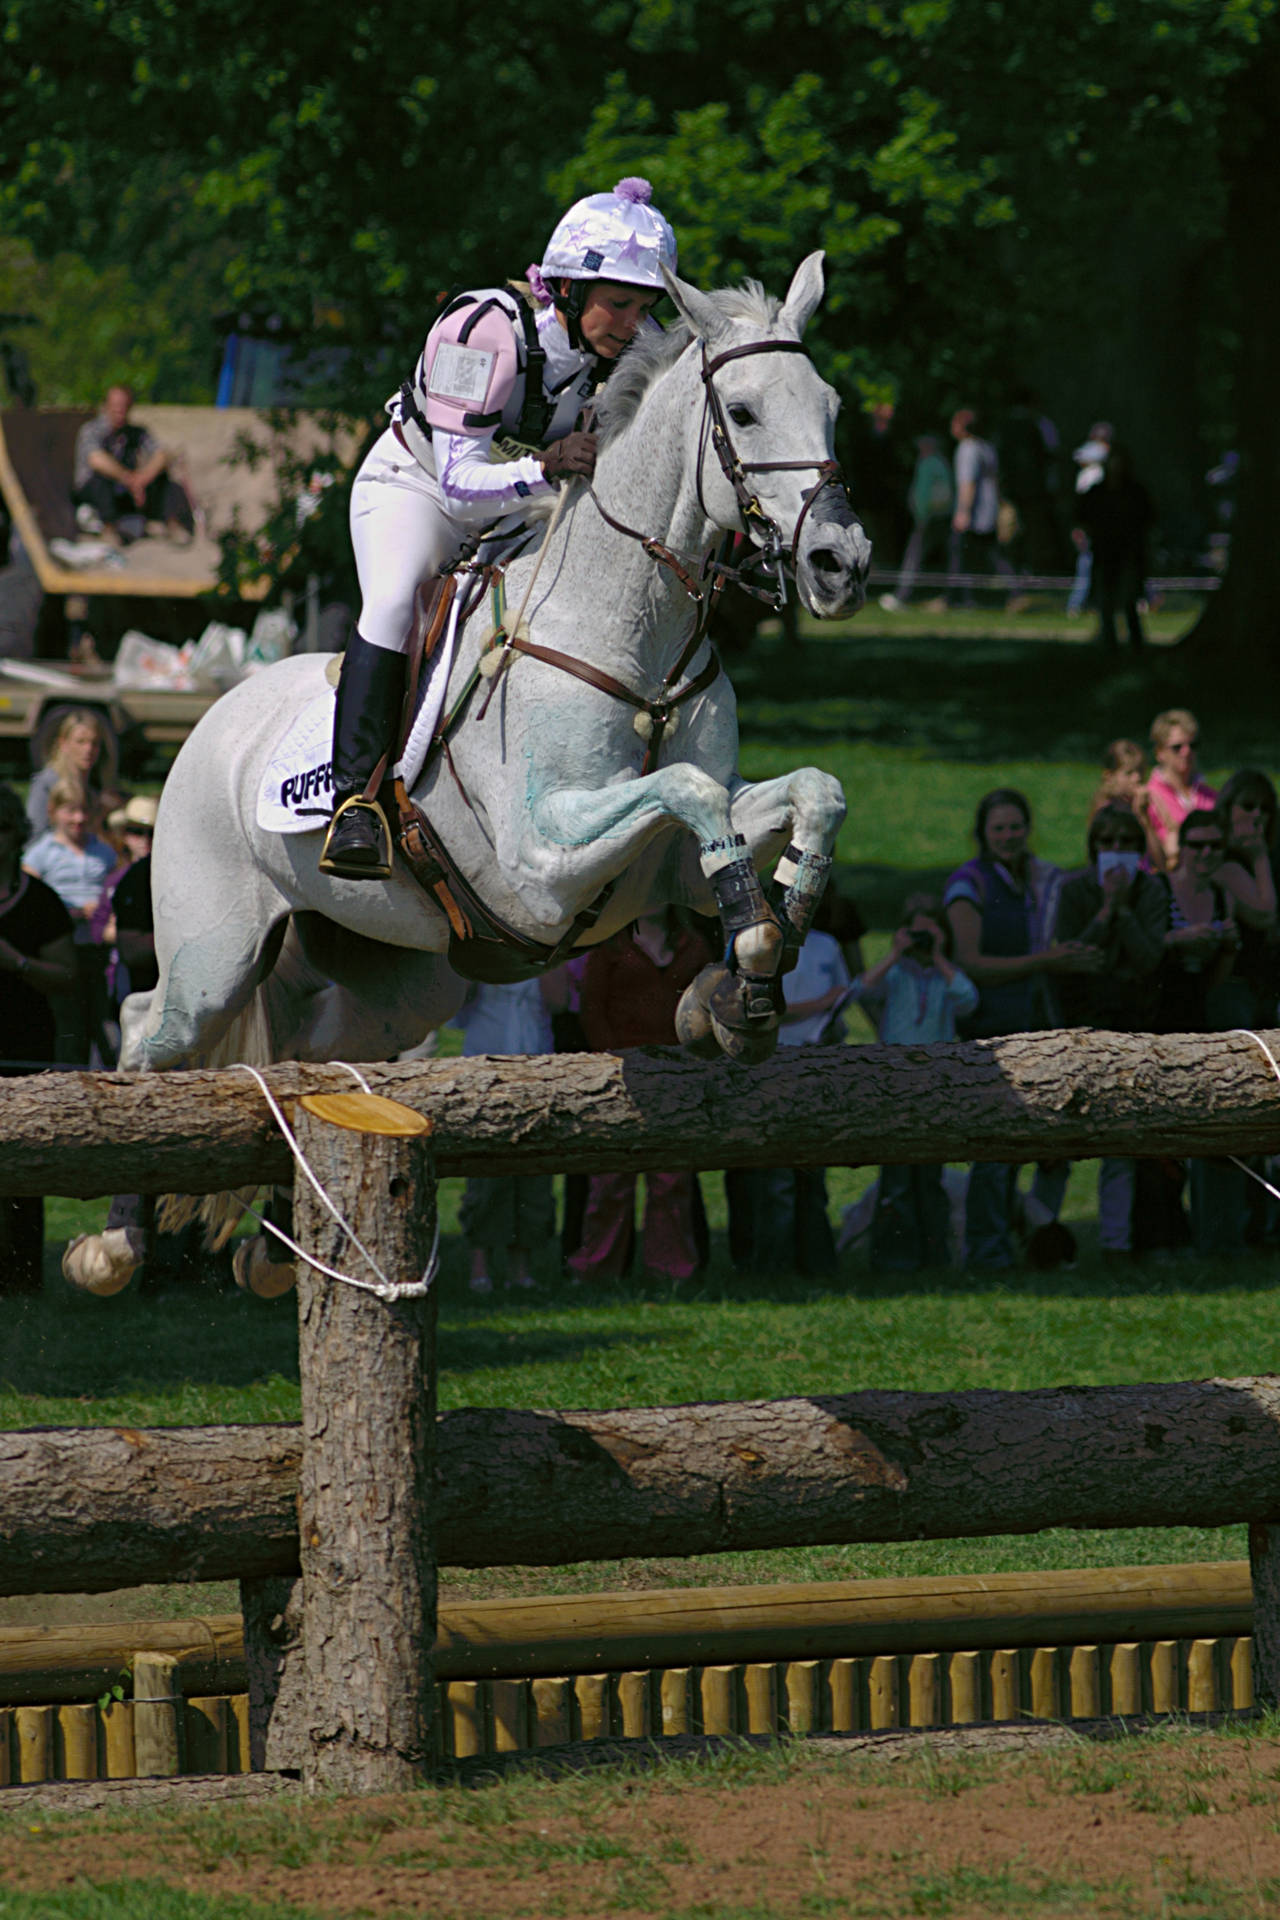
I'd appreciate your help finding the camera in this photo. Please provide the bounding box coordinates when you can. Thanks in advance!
[907,929,934,959]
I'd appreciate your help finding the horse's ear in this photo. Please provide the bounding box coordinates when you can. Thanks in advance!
[661,264,729,347]
[780,251,826,336]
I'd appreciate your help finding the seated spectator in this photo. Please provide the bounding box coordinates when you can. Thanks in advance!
[1146,709,1216,869]
[944,787,1101,1269]
[1088,738,1164,872]
[26,708,121,837]
[0,782,76,1295]
[71,385,194,546]
[569,909,711,1287]
[23,778,117,1063]
[91,795,159,1017]
[1056,805,1166,1259]
[452,978,557,1295]
[850,894,978,1272]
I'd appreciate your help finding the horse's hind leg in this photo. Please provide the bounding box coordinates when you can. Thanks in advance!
[121,912,289,1073]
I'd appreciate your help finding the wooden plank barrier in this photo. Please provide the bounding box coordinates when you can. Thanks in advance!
[0,1564,1256,1703]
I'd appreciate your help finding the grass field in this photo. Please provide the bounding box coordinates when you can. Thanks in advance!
[6,1717,1280,1918]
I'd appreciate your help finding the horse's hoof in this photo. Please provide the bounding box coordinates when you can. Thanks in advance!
[61,1229,144,1297]
[676,964,731,1058]
[233,1236,296,1299]
[709,1012,780,1065]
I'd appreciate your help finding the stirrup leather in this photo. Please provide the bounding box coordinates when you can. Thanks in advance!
[319,793,394,879]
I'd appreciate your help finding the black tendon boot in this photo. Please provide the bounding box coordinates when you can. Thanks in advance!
[319,634,407,880]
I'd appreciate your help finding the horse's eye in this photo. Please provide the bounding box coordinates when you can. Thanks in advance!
[728,405,755,427]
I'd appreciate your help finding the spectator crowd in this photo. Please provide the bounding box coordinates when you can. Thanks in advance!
[3,702,1274,1298]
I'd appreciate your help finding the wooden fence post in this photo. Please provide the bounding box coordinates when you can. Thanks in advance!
[1249,1520,1280,1707]
[293,1094,437,1795]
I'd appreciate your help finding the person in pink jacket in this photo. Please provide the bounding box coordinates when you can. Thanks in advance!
[322,178,678,878]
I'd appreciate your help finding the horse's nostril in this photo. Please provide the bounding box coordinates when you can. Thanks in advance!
[811,547,842,575]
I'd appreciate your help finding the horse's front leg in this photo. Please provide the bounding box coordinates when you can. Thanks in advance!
[526,764,786,1059]
[726,765,847,956]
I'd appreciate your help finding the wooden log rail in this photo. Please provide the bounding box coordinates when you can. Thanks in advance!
[6,1378,1280,1596]
[2,1027,1280,1196]
[0,1564,1255,1704]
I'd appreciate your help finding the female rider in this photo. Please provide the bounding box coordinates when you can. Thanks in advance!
[322,178,678,879]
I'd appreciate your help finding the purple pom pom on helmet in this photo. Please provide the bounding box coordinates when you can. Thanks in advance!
[539,177,677,292]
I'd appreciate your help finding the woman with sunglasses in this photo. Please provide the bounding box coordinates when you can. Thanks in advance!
[322,178,678,880]
[1146,708,1217,869]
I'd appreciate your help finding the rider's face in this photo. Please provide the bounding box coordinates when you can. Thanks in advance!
[573,282,659,360]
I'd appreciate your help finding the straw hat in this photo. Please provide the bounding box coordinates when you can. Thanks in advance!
[107,794,159,833]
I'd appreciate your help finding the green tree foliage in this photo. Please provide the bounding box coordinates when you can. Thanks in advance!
[0,0,1275,643]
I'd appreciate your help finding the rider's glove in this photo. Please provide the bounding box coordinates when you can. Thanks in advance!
[540,431,597,482]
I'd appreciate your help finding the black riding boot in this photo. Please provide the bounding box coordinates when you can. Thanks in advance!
[319,634,407,880]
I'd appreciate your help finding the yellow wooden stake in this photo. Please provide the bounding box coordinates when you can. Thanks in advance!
[616,1671,652,1738]
[825,1658,859,1733]
[1186,1638,1220,1714]
[15,1705,52,1783]
[660,1667,692,1737]
[489,1678,527,1752]
[133,1653,181,1776]
[227,1694,249,1773]
[1109,1644,1143,1717]
[867,1655,899,1730]
[56,1703,98,1780]
[989,1650,1019,1722]
[784,1659,820,1735]
[907,1653,941,1728]
[743,1663,777,1736]
[948,1652,981,1725]
[101,1700,135,1778]
[574,1674,610,1741]
[1068,1646,1102,1720]
[1149,1640,1179,1714]
[700,1665,738,1737]
[1027,1648,1060,1721]
[1230,1636,1253,1710]
[532,1677,572,1748]
[183,1697,229,1776]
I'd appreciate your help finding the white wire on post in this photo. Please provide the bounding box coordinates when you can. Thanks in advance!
[233,1063,438,1301]
[1226,1030,1280,1204]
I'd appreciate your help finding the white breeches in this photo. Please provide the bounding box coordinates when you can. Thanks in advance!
[349,429,465,655]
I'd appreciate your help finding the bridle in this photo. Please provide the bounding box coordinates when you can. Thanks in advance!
[696,337,848,607]
[589,331,854,614]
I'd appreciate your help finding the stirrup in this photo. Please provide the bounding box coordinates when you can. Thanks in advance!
[319,794,394,880]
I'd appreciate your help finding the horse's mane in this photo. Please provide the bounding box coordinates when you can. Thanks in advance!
[595,280,786,448]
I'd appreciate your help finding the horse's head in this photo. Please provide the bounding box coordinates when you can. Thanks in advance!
[663,252,871,619]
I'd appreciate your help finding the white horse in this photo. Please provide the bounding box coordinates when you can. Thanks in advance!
[65,253,868,1296]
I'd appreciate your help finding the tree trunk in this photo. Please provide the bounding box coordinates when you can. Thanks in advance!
[3,1028,1280,1197]
[291,1100,437,1795]
[8,1376,1280,1597]
[1182,46,1280,668]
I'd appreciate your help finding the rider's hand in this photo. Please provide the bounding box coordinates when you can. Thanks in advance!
[541,432,597,482]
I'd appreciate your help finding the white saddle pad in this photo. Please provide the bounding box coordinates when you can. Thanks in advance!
[256,600,463,835]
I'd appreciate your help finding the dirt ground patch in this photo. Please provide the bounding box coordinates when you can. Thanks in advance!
[5,1726,1280,1918]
